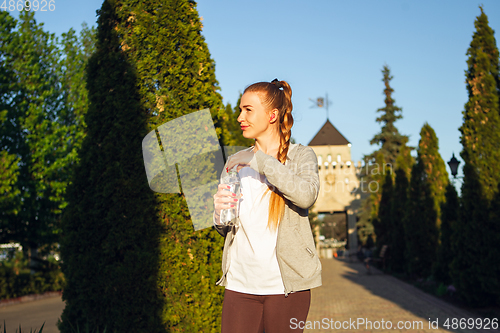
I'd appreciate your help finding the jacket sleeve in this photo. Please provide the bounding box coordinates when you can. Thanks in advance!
[248,145,320,209]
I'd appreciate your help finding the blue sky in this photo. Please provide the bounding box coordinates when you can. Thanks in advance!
[10,0,500,179]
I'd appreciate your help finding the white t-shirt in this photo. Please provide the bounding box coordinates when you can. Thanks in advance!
[225,166,285,295]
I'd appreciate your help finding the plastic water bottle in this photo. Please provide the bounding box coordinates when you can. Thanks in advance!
[220,167,241,225]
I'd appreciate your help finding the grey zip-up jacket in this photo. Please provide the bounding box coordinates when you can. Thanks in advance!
[213,143,322,296]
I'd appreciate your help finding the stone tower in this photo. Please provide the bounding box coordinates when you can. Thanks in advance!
[308,119,363,255]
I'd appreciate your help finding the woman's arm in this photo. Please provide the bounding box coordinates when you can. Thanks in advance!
[248,146,319,209]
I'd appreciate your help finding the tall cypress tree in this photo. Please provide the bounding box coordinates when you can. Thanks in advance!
[61,0,227,331]
[417,123,449,229]
[451,5,500,306]
[487,182,500,304]
[395,143,414,182]
[450,162,491,305]
[118,0,225,330]
[59,1,165,331]
[459,6,500,202]
[374,172,393,258]
[386,140,414,273]
[389,167,409,273]
[434,183,459,285]
[405,157,438,278]
[358,151,386,245]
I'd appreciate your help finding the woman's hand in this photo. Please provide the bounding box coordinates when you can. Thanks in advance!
[213,183,242,221]
[226,150,254,172]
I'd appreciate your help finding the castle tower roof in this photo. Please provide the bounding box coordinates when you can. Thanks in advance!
[308,119,350,146]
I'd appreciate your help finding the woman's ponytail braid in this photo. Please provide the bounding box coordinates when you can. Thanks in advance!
[277,80,294,166]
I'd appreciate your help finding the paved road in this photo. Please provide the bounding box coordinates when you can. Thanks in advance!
[0,296,64,333]
[306,258,496,333]
[0,258,497,333]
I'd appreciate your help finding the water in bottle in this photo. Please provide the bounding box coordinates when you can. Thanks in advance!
[220,167,241,225]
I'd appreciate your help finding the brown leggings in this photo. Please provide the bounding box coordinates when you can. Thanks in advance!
[221,289,311,333]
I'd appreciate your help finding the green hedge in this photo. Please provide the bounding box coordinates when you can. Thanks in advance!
[0,259,64,300]
[59,0,226,332]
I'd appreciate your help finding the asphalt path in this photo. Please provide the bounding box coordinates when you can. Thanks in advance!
[306,258,497,333]
[0,296,64,333]
[1,260,497,333]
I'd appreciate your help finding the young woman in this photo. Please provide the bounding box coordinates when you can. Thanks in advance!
[212,79,321,333]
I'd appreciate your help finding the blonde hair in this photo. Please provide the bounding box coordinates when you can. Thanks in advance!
[244,80,294,232]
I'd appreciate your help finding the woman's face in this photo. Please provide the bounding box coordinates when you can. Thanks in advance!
[237,91,274,139]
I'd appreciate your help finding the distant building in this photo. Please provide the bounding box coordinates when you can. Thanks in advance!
[308,119,364,255]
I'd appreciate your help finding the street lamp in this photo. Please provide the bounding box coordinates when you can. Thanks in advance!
[447,153,460,178]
